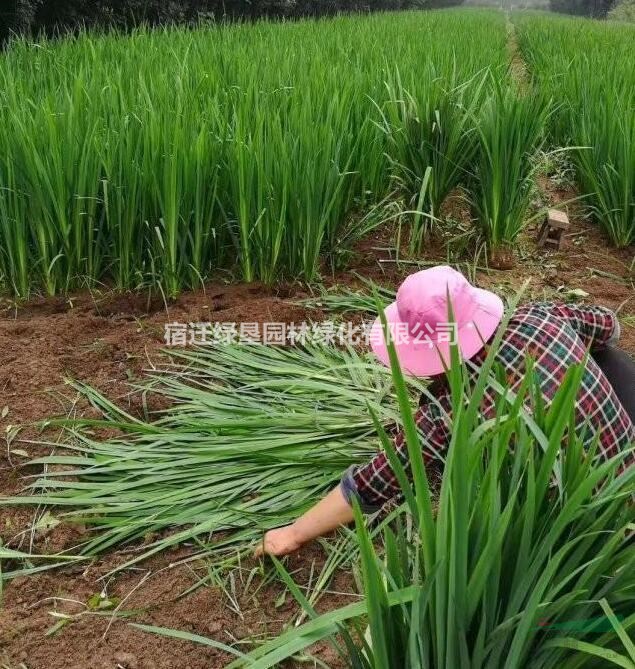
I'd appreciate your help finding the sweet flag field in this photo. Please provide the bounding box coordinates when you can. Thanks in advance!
[0,6,633,669]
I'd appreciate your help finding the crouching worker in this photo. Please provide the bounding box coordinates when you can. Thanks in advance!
[255,266,635,557]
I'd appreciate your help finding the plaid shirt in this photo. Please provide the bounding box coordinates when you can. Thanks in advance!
[342,302,634,511]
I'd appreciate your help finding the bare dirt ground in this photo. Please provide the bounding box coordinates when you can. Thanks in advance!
[1,204,633,668]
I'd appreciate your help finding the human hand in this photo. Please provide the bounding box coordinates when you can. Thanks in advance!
[254,486,354,558]
[254,524,303,558]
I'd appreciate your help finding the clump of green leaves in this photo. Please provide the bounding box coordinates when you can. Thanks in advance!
[380,62,498,253]
[469,84,549,258]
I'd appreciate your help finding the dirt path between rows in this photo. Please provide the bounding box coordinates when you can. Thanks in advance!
[506,14,531,95]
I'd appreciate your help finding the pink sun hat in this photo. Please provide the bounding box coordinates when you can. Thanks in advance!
[370,266,504,377]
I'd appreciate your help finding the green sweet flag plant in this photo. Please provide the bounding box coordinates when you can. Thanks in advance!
[469,83,550,267]
[380,63,499,254]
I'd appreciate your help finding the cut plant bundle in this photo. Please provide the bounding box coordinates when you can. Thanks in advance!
[300,276,396,314]
[1,343,425,576]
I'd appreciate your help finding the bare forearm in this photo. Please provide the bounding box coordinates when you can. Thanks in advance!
[292,485,354,544]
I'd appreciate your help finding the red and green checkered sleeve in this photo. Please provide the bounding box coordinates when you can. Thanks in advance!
[541,302,620,350]
[340,399,450,512]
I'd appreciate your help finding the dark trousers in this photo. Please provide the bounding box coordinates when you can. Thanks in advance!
[592,346,635,423]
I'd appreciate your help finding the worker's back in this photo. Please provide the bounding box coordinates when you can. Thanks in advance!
[464,301,634,459]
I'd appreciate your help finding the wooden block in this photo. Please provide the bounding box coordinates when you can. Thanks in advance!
[547,208,569,230]
[537,215,566,250]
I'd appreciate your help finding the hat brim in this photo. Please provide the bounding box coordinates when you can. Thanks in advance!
[369,288,504,377]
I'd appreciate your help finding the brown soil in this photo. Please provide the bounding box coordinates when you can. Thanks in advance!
[1,203,634,668]
[488,243,517,271]
[0,542,353,669]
